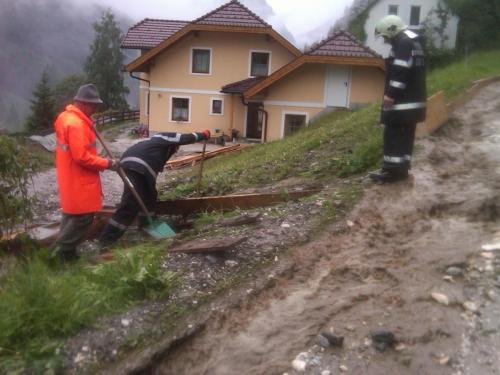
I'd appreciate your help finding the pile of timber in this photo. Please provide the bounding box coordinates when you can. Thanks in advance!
[166,143,245,169]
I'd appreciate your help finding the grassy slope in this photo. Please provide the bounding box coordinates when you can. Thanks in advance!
[1,49,499,373]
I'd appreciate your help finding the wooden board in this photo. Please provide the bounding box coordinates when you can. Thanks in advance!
[169,236,247,254]
[156,189,320,216]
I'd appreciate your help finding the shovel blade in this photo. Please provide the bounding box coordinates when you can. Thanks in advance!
[143,220,176,239]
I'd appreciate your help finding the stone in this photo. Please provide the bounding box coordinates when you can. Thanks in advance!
[487,290,496,301]
[224,260,238,267]
[463,301,478,313]
[320,332,344,347]
[339,364,348,372]
[321,371,331,375]
[481,252,494,259]
[439,356,450,365]
[371,330,396,352]
[481,243,500,251]
[121,319,130,327]
[291,352,308,372]
[431,292,449,306]
[316,334,330,348]
[281,223,291,228]
[445,267,463,276]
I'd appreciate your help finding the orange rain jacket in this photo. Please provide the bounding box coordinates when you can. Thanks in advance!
[54,104,110,214]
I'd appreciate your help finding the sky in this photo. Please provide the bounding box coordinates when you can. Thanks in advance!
[76,0,354,48]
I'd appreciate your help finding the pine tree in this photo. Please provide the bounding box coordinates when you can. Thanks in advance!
[84,9,129,111]
[25,71,56,133]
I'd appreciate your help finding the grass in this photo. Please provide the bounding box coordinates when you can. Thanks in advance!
[427,49,500,100]
[0,244,178,373]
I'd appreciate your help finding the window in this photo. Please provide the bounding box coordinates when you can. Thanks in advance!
[388,4,398,15]
[410,6,421,26]
[171,97,190,122]
[283,113,307,137]
[210,98,223,115]
[250,51,270,77]
[191,48,211,74]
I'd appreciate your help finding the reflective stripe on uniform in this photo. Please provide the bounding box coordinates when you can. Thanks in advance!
[191,132,200,141]
[58,143,69,151]
[120,157,157,179]
[404,155,412,161]
[392,102,426,110]
[384,155,406,164]
[393,58,412,68]
[404,30,418,39]
[109,218,128,231]
[390,80,407,89]
[153,133,181,142]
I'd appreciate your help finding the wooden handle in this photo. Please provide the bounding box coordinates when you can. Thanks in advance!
[93,125,152,221]
[196,139,208,195]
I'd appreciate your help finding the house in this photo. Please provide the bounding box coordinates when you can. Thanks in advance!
[121,0,385,142]
[363,0,459,57]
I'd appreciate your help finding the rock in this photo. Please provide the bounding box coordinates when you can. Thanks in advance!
[347,220,354,227]
[291,352,308,372]
[431,292,449,306]
[316,334,330,348]
[463,301,478,313]
[205,255,218,264]
[371,330,396,352]
[439,356,450,365]
[487,290,496,301]
[395,343,406,351]
[320,332,344,347]
[224,260,238,267]
[339,364,348,372]
[481,243,500,251]
[74,352,86,364]
[445,267,463,276]
[281,223,291,228]
[321,371,331,375]
[346,324,355,331]
[481,252,494,259]
[121,319,130,327]
[81,346,89,352]
[443,275,454,282]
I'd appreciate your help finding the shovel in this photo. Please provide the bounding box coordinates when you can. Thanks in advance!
[93,126,175,239]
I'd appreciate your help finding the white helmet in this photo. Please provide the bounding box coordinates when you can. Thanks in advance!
[375,15,407,39]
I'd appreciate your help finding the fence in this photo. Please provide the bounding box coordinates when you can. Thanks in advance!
[94,110,139,125]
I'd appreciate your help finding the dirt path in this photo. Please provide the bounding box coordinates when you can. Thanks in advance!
[145,83,500,375]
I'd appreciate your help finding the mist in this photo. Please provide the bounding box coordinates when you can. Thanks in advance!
[0,0,134,132]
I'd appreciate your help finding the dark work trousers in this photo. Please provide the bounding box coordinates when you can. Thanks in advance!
[52,213,95,258]
[382,121,417,174]
[99,169,157,246]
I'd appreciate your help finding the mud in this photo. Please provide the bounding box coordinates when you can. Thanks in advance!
[141,83,500,375]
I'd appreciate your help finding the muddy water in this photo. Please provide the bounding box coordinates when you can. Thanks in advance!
[148,83,500,375]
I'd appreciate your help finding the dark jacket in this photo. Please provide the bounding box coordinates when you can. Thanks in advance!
[120,132,205,188]
[382,29,427,124]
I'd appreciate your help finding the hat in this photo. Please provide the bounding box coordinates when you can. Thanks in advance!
[74,84,103,104]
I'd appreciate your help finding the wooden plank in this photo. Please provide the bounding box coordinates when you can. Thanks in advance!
[155,189,320,216]
[416,91,449,138]
[166,144,245,169]
[169,236,247,254]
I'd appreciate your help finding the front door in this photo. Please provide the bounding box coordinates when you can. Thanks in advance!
[246,102,263,139]
[325,65,350,107]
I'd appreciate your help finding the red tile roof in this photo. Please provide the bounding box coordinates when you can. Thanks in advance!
[307,30,380,58]
[193,0,270,28]
[121,19,188,50]
[221,76,267,93]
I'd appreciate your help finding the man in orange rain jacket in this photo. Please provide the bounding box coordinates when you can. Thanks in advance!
[52,84,117,262]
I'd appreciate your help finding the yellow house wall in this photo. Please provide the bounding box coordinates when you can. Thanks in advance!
[145,31,296,134]
[350,66,384,105]
[139,73,150,125]
[264,105,323,141]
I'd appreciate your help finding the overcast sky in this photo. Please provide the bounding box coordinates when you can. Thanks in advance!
[76,0,354,47]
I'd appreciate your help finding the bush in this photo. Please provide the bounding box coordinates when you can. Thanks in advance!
[0,135,36,239]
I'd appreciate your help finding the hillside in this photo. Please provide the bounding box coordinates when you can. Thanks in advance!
[0,0,135,132]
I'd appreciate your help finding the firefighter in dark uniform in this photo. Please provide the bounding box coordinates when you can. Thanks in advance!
[99,130,210,246]
[369,15,427,183]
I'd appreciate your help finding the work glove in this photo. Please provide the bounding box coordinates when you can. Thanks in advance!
[202,129,211,140]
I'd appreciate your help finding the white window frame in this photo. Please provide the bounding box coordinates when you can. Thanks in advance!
[248,50,272,78]
[281,111,309,138]
[388,4,399,15]
[169,95,192,124]
[189,47,212,75]
[209,97,224,116]
[409,5,422,26]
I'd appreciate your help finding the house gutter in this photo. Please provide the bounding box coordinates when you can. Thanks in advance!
[129,72,151,137]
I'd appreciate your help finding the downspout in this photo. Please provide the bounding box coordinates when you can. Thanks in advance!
[130,72,150,137]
